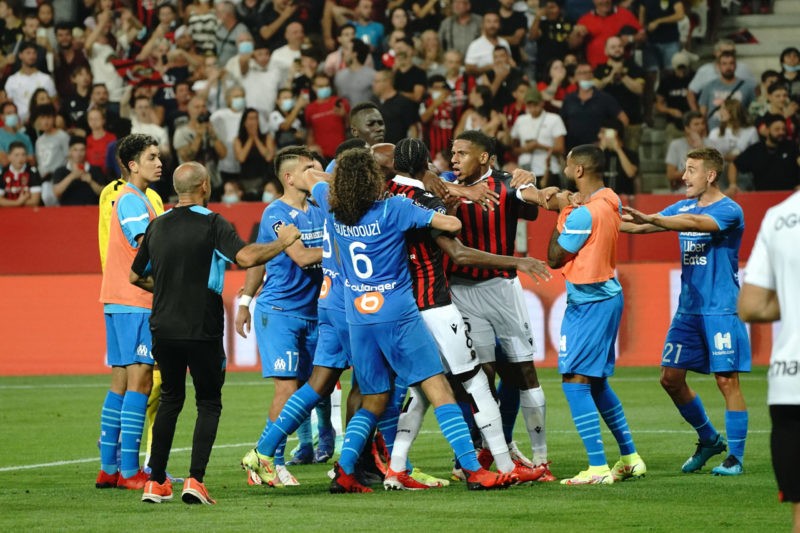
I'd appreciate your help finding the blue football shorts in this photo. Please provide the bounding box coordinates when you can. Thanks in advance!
[661,312,751,374]
[104,312,154,367]
[313,307,352,370]
[558,293,623,378]
[256,310,316,380]
[349,315,444,395]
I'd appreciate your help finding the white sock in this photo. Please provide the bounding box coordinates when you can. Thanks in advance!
[389,386,429,473]
[463,371,514,472]
[520,386,548,465]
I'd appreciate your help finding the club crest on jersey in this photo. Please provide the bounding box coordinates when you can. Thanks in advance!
[274,358,287,371]
[289,209,299,219]
[272,220,285,235]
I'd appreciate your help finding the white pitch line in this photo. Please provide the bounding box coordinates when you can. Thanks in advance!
[0,428,770,473]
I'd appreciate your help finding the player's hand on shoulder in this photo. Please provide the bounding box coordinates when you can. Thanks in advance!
[277,223,302,246]
[516,257,551,283]
[421,169,449,199]
[509,167,536,189]
[460,182,500,210]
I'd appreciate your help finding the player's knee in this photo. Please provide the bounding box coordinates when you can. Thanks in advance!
[659,373,682,395]
[420,374,456,407]
[308,369,339,396]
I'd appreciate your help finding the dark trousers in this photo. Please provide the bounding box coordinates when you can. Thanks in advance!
[149,337,226,483]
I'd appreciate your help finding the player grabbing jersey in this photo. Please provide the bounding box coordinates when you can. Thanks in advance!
[623,147,750,476]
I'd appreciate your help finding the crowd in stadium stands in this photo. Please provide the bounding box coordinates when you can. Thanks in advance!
[0,0,798,207]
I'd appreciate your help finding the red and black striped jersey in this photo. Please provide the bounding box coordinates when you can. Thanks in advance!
[386,177,451,311]
[446,169,538,282]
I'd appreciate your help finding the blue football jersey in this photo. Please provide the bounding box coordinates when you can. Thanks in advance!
[255,198,324,319]
[312,182,435,325]
[660,196,744,315]
[313,189,345,313]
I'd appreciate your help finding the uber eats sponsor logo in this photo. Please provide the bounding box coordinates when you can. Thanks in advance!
[682,239,707,266]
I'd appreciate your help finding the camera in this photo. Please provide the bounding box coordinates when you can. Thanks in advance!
[198,111,210,124]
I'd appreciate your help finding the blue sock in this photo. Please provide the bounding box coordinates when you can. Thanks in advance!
[256,384,321,456]
[497,380,520,443]
[434,403,480,472]
[296,417,313,448]
[591,379,636,456]
[676,395,718,444]
[376,404,399,457]
[274,433,287,466]
[563,382,606,467]
[339,408,378,474]
[316,395,333,432]
[457,400,482,449]
[725,410,748,463]
[392,384,408,412]
[100,391,123,475]
[119,391,148,478]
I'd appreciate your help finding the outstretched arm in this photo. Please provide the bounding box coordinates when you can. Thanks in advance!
[436,235,551,283]
[622,206,720,232]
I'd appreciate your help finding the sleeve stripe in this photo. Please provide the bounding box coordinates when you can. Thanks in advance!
[120,213,150,226]
[564,228,591,234]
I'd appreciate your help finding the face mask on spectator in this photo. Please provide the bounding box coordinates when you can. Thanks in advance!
[222,193,240,204]
[316,86,332,99]
[4,114,19,128]
[783,63,800,72]
[280,98,295,112]
[578,80,594,90]
[430,90,442,101]
[231,97,246,111]
[262,191,275,203]
[239,41,254,54]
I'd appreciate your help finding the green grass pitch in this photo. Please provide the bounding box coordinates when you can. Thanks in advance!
[0,367,788,532]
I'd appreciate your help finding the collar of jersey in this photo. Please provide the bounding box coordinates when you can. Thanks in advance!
[392,175,424,189]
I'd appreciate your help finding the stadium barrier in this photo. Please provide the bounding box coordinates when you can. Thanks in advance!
[0,192,787,376]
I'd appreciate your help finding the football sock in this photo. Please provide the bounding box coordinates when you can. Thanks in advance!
[100,391,123,475]
[376,404,399,457]
[725,410,748,462]
[591,379,636,456]
[463,372,513,472]
[392,384,408,412]
[119,390,148,478]
[339,408,377,474]
[562,382,606,467]
[144,367,161,467]
[520,386,548,465]
[456,400,481,448]
[274,433,287,466]
[257,384,321,456]
[315,394,333,432]
[497,379,520,443]
[389,387,428,473]
[434,403,481,472]
[296,417,313,448]
[676,395,718,445]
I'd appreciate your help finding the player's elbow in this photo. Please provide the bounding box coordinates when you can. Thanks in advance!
[129,270,139,285]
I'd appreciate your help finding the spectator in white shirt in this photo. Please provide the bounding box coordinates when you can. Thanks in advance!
[510,86,567,187]
[5,41,56,123]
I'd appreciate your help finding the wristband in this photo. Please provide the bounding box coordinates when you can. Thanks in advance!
[238,295,253,307]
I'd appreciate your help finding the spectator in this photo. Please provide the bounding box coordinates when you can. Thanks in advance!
[697,51,757,132]
[221,179,244,204]
[130,96,170,156]
[442,48,474,122]
[655,50,693,135]
[83,10,126,113]
[537,58,575,112]
[0,101,34,168]
[269,88,308,149]
[193,54,237,114]
[438,0,482,55]
[51,135,106,205]
[593,35,645,152]
[454,85,506,142]
[226,37,282,121]
[416,29,445,77]
[233,107,276,198]
[529,0,574,81]
[33,103,69,185]
[0,140,41,207]
[85,107,116,176]
[82,82,131,139]
[748,69,781,121]
[482,45,527,111]
[52,21,90,97]
[568,0,643,68]
[465,11,511,76]
[13,13,50,74]
[63,64,92,133]
[687,40,755,112]
[237,0,271,39]
[259,0,300,51]
[210,86,247,183]
[497,0,527,66]
[186,0,218,54]
[371,69,419,143]
[664,110,706,191]
[639,0,684,73]
[392,36,426,103]
[269,21,304,82]
[561,62,628,150]
[408,0,445,35]
[335,39,376,107]
[778,46,800,100]
[305,73,350,160]
[174,96,227,190]
[324,24,362,78]
[5,41,56,124]
[351,0,384,50]
[290,49,322,102]
[504,79,531,131]
[262,178,283,203]
[759,82,799,142]
[385,7,410,46]
[597,119,639,195]
[510,86,566,187]
[420,74,456,159]
[707,100,759,188]
[164,79,193,136]
[0,0,24,72]
[730,114,800,193]
[215,1,250,67]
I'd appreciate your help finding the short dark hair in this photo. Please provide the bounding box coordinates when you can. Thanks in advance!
[337,23,356,37]
[350,101,381,121]
[117,134,159,172]
[761,69,780,82]
[718,50,736,63]
[351,39,370,65]
[427,74,447,87]
[493,45,509,54]
[335,138,369,157]
[760,112,786,128]
[274,145,315,179]
[8,141,27,153]
[767,82,789,95]
[568,144,605,175]
[55,22,73,32]
[35,103,57,117]
[682,110,704,129]
[396,36,414,49]
[17,41,37,55]
[455,130,495,155]
[69,135,86,147]
[1,101,17,114]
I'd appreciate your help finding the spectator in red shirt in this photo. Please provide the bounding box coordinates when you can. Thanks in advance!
[568,0,643,68]
[85,108,116,177]
[421,75,456,159]
[304,73,350,160]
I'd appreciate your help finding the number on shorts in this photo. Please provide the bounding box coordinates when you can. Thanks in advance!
[349,241,373,279]
[354,291,384,314]
[662,342,683,364]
